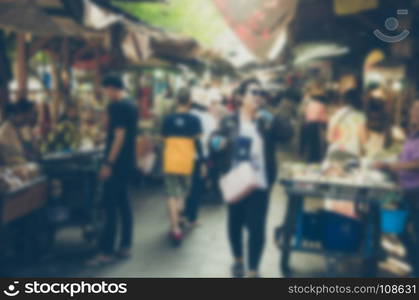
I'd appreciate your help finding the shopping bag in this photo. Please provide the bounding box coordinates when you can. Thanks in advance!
[219,162,260,204]
[137,151,156,175]
[136,136,154,159]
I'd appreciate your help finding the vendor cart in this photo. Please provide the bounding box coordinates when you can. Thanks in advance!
[40,148,104,243]
[0,176,52,262]
[276,177,400,277]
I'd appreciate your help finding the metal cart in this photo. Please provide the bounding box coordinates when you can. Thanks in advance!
[276,178,400,277]
[0,176,51,262]
[40,149,104,243]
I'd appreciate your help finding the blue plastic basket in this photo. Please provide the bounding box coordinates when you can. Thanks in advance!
[380,209,408,234]
[295,212,323,247]
[320,211,363,253]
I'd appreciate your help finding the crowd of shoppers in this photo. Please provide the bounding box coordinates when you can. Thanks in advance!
[83,72,419,278]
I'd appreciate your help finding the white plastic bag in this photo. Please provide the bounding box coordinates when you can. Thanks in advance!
[137,152,156,175]
[219,162,260,204]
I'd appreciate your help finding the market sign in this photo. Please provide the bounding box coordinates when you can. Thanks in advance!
[212,0,297,60]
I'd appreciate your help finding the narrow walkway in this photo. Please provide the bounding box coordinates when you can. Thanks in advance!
[4,170,398,277]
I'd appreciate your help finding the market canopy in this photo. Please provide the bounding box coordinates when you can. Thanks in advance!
[83,0,206,66]
[111,0,282,67]
[0,0,209,69]
[0,0,100,37]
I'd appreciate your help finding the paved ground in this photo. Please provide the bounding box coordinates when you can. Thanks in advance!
[2,178,332,278]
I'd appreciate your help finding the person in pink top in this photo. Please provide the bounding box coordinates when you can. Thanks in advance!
[300,94,328,162]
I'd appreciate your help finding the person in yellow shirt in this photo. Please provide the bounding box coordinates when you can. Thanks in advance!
[161,88,202,246]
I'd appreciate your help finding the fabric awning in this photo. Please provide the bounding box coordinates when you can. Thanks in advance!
[0,0,102,37]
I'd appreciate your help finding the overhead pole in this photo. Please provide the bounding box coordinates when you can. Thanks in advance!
[0,30,12,120]
[16,33,28,100]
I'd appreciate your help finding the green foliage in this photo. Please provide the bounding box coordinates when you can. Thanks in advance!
[112,0,227,46]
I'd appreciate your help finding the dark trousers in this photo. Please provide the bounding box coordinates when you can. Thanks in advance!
[300,122,326,163]
[99,174,133,255]
[208,154,224,203]
[227,189,269,271]
[400,188,419,276]
[184,160,205,223]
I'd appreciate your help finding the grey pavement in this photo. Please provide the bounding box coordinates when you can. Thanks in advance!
[2,179,328,278]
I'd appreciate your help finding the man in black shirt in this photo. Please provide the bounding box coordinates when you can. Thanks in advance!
[87,75,138,266]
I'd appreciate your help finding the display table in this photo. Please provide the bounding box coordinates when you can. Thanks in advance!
[0,176,53,262]
[41,148,104,165]
[277,174,400,277]
[1,176,48,226]
[40,149,104,242]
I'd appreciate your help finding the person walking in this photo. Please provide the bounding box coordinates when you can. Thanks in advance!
[87,75,138,266]
[161,88,202,245]
[211,78,293,278]
[182,97,217,227]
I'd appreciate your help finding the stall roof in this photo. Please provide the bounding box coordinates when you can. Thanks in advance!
[0,0,225,70]
[0,0,100,37]
[0,0,164,37]
[90,0,167,23]
[83,0,203,65]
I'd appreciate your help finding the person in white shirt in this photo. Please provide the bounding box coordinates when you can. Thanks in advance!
[327,88,367,158]
[210,79,293,278]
